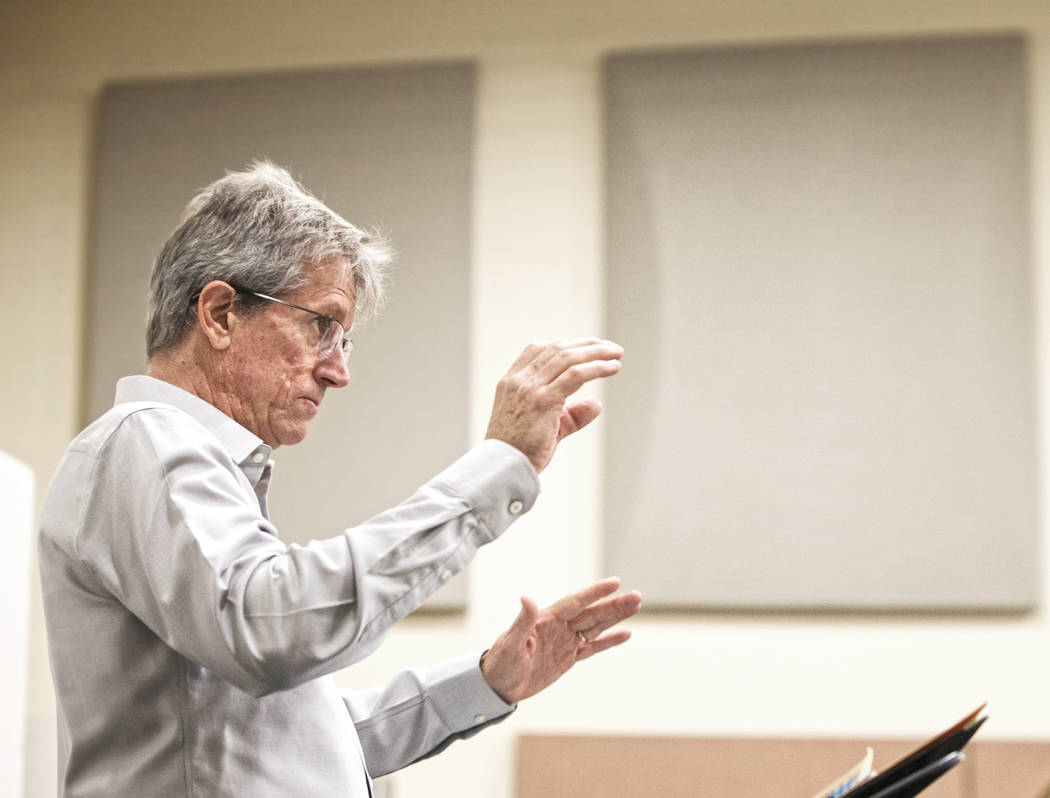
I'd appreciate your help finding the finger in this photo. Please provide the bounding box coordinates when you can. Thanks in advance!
[548,577,622,619]
[576,629,633,661]
[507,338,609,376]
[503,596,540,650]
[557,399,603,441]
[572,591,643,635]
[535,342,624,387]
[547,358,622,401]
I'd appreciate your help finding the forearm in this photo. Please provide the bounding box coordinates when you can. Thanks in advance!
[345,652,516,777]
[229,440,539,689]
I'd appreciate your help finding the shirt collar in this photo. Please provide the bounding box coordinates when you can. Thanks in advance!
[114,375,272,467]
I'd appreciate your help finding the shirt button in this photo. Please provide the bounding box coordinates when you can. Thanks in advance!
[508,499,524,515]
[438,568,452,581]
[251,452,265,464]
[473,714,487,723]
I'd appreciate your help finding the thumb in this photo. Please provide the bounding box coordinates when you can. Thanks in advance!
[503,596,539,650]
[558,398,603,441]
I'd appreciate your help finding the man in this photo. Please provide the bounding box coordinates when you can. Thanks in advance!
[38,162,640,798]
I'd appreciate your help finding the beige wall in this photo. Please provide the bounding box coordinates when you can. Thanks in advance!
[3,2,1049,797]
[0,453,32,798]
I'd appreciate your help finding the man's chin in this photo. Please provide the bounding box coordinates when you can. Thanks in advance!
[273,422,311,449]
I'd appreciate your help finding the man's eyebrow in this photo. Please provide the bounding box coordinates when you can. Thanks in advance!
[316,298,353,328]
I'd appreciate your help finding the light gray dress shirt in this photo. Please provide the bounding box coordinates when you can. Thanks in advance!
[38,376,540,798]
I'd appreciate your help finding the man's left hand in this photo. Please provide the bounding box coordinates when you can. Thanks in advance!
[480,578,642,705]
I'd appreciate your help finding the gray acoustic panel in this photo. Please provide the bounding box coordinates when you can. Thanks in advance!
[602,37,1037,611]
[89,63,475,609]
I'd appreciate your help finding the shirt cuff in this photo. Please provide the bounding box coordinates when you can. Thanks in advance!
[424,650,516,732]
[430,439,540,542]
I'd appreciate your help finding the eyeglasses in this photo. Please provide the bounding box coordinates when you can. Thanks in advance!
[232,287,353,362]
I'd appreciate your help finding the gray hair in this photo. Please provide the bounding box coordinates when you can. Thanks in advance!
[146,161,389,358]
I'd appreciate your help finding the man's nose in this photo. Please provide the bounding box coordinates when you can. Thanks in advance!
[316,349,350,388]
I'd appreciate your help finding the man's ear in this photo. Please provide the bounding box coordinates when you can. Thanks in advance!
[196,280,239,351]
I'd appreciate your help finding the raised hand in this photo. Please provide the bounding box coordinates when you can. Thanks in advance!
[485,338,624,473]
[480,578,642,705]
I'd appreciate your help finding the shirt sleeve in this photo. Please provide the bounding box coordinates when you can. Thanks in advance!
[75,407,540,698]
[343,651,516,777]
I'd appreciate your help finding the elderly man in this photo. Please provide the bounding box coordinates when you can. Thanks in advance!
[38,163,640,798]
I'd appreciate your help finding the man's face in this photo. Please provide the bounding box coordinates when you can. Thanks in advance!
[222,261,355,448]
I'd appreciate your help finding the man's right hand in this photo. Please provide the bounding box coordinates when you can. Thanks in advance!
[484,338,624,473]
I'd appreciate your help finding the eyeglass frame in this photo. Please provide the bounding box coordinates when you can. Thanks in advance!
[191,284,354,361]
